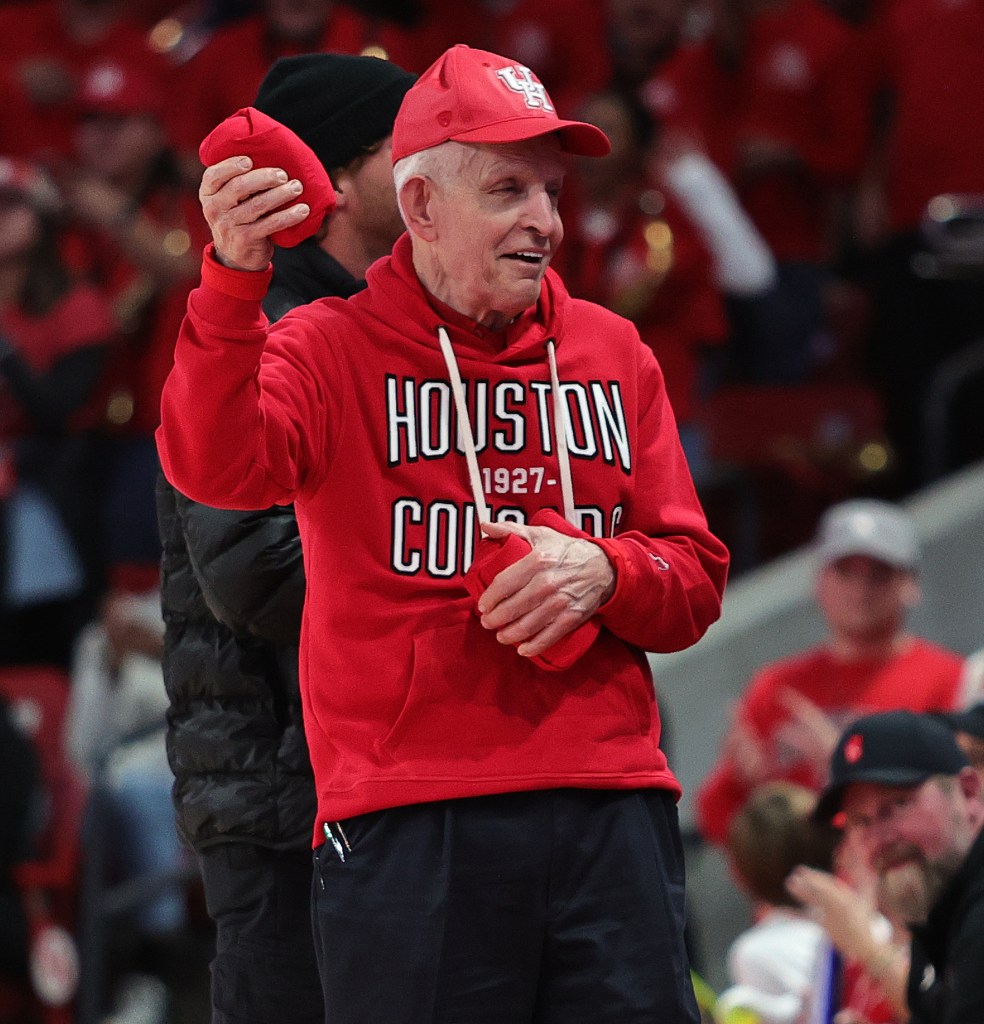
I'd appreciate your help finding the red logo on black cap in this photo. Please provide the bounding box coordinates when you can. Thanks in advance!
[845,734,864,764]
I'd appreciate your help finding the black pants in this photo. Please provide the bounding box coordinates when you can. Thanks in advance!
[198,844,323,1024]
[312,788,699,1024]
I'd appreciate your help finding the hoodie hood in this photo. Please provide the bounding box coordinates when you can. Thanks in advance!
[356,232,568,366]
[351,232,578,524]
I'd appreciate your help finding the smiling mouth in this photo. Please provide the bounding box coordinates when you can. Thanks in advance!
[503,251,545,264]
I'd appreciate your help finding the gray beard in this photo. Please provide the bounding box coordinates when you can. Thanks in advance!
[878,851,962,924]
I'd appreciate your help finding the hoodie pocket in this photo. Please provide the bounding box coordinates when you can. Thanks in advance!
[378,616,653,764]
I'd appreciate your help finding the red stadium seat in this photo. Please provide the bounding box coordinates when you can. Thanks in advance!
[1,666,88,1024]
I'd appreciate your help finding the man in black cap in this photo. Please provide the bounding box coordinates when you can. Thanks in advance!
[816,710,984,1023]
[156,52,416,1024]
[696,498,965,848]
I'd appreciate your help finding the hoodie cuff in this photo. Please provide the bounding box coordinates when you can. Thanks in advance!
[591,536,664,632]
[201,243,273,299]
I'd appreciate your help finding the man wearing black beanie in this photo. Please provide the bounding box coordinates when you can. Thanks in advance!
[157,52,416,1024]
[254,51,418,317]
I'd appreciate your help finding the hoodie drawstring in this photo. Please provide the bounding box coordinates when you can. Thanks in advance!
[436,326,575,526]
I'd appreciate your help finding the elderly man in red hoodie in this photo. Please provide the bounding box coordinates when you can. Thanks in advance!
[157,44,729,1024]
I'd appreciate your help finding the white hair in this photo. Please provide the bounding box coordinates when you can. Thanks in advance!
[393,141,471,227]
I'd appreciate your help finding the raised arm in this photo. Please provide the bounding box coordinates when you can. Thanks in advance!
[155,157,328,511]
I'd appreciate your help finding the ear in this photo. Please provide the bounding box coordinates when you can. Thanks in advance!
[959,764,981,801]
[900,574,922,609]
[328,170,350,210]
[399,175,438,242]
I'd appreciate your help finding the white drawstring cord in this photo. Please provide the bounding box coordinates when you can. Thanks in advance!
[436,326,575,526]
[437,326,490,524]
[546,339,576,523]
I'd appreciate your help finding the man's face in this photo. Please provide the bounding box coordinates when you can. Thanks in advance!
[427,138,565,328]
[0,193,42,261]
[575,94,640,199]
[339,135,405,254]
[815,555,916,644]
[74,111,164,181]
[842,776,977,924]
[263,0,330,40]
[607,0,687,65]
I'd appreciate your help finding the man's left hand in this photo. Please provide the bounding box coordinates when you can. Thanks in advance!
[475,519,615,659]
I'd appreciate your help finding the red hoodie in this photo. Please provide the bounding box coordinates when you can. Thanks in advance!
[157,234,729,841]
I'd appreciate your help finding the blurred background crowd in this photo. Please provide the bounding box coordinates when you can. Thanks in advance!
[1,0,983,1021]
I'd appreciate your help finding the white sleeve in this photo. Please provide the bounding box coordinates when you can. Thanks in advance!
[65,625,114,774]
[716,983,803,1023]
[661,150,778,297]
[958,647,984,706]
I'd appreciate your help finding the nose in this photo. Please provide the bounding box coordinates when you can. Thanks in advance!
[521,187,559,239]
[865,817,903,865]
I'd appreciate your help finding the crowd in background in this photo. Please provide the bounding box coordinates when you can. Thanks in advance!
[2,0,983,670]
[1,0,984,1020]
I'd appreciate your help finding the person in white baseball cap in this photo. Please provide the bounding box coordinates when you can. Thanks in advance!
[696,497,964,849]
[813,498,920,573]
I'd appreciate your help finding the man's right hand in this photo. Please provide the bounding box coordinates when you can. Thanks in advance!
[198,156,309,272]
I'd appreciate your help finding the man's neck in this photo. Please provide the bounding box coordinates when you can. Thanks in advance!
[827,631,911,662]
[319,217,392,282]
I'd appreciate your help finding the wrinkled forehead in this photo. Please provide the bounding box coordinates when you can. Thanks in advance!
[456,138,568,180]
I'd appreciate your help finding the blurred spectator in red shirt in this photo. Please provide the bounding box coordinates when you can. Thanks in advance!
[170,0,380,180]
[0,157,116,667]
[857,0,984,492]
[58,57,210,592]
[645,0,875,385]
[556,88,728,473]
[0,0,176,165]
[379,0,611,114]
[695,499,968,848]
[867,0,984,239]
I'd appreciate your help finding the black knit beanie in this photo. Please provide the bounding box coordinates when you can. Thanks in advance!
[254,53,417,173]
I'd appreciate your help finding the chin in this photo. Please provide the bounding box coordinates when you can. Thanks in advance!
[879,862,931,924]
[511,280,543,308]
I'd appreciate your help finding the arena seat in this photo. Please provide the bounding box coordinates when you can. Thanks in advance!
[697,382,890,571]
[1,665,88,1024]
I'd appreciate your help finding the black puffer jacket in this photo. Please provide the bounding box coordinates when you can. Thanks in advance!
[157,482,315,850]
[157,240,362,851]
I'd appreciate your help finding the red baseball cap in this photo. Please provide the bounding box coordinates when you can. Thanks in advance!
[391,44,610,162]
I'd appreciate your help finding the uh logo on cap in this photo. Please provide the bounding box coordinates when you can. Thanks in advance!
[495,65,555,112]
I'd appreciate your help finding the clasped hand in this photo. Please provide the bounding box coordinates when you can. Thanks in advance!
[476,520,615,660]
[199,156,309,271]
